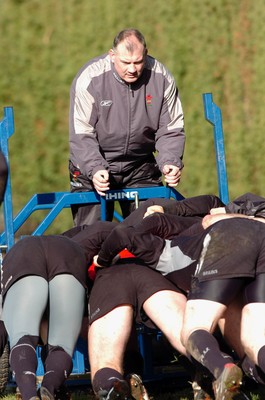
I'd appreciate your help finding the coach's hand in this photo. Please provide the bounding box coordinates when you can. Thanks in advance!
[93,170,110,196]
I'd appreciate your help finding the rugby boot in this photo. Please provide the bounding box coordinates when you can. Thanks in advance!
[97,379,134,400]
[192,380,214,400]
[15,387,22,400]
[213,363,243,400]
[126,373,150,400]
[39,386,54,400]
[191,368,214,400]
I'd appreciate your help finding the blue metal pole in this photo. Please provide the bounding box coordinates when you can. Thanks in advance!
[0,107,15,249]
[203,93,229,204]
[100,196,107,220]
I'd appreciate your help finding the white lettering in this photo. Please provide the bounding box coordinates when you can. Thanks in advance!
[106,191,138,200]
[107,192,119,200]
[100,100,112,107]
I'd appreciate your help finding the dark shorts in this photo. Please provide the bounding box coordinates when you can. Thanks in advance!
[1,235,88,297]
[188,219,265,304]
[88,260,181,329]
[189,274,265,305]
[188,277,247,305]
[194,218,265,282]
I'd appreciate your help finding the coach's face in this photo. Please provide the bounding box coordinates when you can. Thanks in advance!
[109,37,147,83]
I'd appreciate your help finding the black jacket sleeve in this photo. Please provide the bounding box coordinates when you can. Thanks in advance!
[225,193,265,218]
[97,213,200,268]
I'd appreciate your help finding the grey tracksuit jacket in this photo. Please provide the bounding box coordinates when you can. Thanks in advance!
[69,53,185,180]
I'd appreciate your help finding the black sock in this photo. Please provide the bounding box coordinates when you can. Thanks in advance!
[10,335,39,400]
[253,345,265,385]
[93,367,124,393]
[41,345,73,394]
[257,346,265,374]
[186,330,234,380]
[241,354,265,385]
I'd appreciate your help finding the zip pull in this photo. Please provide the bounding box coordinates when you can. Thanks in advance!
[129,84,134,97]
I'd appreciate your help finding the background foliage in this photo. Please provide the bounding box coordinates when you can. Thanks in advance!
[0,0,264,234]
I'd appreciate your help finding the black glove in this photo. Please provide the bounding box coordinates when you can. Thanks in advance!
[0,320,8,356]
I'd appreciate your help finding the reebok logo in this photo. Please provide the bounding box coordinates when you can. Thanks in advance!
[100,100,112,107]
